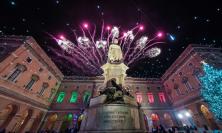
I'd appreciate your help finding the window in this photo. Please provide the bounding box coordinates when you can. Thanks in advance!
[25,74,39,90]
[39,83,49,95]
[57,92,65,103]
[8,68,22,82]
[83,91,91,104]
[174,84,181,95]
[159,92,166,103]
[147,93,154,103]
[193,68,201,84]
[184,82,192,91]
[70,91,78,103]
[26,57,32,63]
[182,76,193,92]
[48,88,56,101]
[7,64,26,82]
[136,93,143,103]
[25,79,35,90]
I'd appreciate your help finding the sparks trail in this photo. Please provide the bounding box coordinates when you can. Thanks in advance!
[48,23,164,76]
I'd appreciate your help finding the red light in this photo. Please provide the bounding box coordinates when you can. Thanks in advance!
[147,93,154,103]
[136,93,143,103]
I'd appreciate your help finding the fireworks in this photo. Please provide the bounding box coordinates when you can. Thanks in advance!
[49,23,164,76]
[145,47,161,58]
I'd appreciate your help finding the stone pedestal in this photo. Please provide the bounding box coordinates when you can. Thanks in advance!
[79,103,147,133]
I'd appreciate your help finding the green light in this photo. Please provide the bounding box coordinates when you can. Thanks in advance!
[199,63,222,120]
[83,91,91,104]
[70,91,78,103]
[56,92,65,103]
[67,113,73,121]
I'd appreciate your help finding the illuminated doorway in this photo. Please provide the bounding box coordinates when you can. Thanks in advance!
[200,105,219,129]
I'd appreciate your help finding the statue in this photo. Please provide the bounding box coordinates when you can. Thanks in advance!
[101,39,128,85]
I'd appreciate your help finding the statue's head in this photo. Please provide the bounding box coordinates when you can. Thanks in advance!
[108,43,123,64]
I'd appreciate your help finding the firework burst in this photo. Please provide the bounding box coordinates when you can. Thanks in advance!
[49,23,164,76]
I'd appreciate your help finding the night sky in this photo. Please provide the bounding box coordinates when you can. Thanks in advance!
[0,0,221,78]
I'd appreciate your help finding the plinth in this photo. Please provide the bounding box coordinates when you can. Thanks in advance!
[79,96,147,133]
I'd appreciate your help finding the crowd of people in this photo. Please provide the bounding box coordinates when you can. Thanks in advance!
[151,124,221,133]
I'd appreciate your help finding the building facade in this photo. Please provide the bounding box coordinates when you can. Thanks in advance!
[0,36,63,132]
[0,36,221,132]
[162,44,222,130]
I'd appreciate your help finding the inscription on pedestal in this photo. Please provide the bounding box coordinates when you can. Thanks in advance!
[96,105,137,130]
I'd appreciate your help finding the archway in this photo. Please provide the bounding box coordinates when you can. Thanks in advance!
[164,113,174,127]
[151,113,159,127]
[44,113,58,130]
[60,113,73,132]
[0,104,18,129]
[30,112,43,131]
[11,109,33,133]
[200,105,219,129]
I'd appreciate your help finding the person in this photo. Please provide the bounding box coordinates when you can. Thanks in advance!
[159,124,166,133]
[168,128,173,133]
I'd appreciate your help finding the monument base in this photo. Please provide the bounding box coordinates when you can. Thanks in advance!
[79,104,147,133]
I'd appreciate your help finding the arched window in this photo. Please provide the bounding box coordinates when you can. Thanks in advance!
[56,92,65,103]
[174,84,181,95]
[70,91,78,103]
[8,64,27,82]
[193,67,201,84]
[48,88,56,101]
[147,93,154,103]
[136,92,143,103]
[39,82,49,95]
[164,113,174,127]
[25,74,39,90]
[182,76,193,92]
[151,113,159,126]
[83,91,91,104]
[158,92,166,103]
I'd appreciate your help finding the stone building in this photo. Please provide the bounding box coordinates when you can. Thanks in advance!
[162,44,222,129]
[0,36,63,132]
[0,36,222,132]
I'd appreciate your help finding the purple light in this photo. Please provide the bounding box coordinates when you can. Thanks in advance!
[83,23,89,28]
[139,25,144,31]
[59,35,65,40]
[106,26,111,30]
[123,32,127,37]
[157,32,163,38]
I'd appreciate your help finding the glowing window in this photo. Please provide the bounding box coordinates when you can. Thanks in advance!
[147,93,154,103]
[67,113,73,121]
[151,113,159,121]
[70,91,78,103]
[57,92,65,103]
[83,91,91,104]
[136,93,143,103]
[158,92,166,103]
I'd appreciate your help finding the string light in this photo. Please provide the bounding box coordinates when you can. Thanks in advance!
[199,62,222,120]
